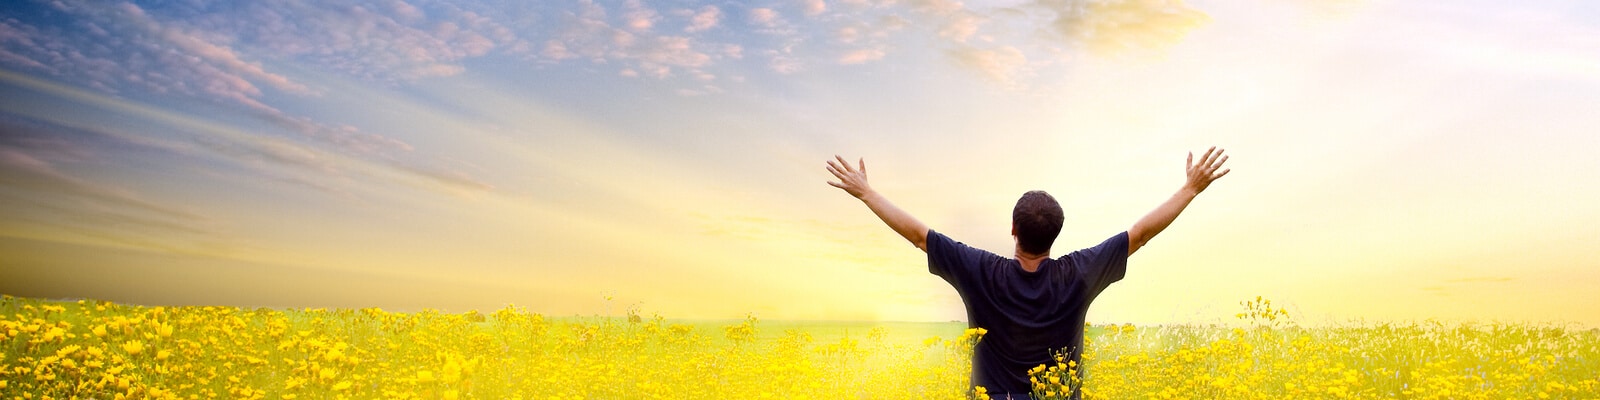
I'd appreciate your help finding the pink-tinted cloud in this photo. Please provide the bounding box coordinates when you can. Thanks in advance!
[0,1,432,155]
[215,0,519,82]
[623,0,659,32]
[749,8,782,27]
[721,44,744,59]
[802,0,829,16]
[0,1,522,198]
[544,3,721,80]
[839,47,887,64]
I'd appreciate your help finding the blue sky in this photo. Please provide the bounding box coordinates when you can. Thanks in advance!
[2,0,1598,325]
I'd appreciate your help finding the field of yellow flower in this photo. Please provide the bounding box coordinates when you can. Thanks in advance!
[1,294,1596,399]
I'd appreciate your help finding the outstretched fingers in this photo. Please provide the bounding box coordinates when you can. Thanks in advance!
[826,155,873,198]
[1205,148,1230,181]
[834,155,856,174]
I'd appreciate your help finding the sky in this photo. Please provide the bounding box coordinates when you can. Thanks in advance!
[1,0,1597,327]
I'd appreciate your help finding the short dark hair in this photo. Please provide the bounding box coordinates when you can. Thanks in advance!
[1013,190,1064,256]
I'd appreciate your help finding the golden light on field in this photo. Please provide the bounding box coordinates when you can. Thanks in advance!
[2,296,1596,399]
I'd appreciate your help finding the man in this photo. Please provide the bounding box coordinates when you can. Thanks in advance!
[825,147,1230,399]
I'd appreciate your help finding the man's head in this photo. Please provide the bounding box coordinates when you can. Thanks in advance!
[1012,190,1064,256]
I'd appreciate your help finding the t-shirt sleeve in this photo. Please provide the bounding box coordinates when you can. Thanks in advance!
[1067,231,1131,295]
[926,229,984,291]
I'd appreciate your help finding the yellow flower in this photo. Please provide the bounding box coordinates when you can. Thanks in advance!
[56,344,81,357]
[417,370,436,383]
[333,381,352,391]
[121,340,144,356]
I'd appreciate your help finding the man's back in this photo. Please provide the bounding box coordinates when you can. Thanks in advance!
[927,230,1129,396]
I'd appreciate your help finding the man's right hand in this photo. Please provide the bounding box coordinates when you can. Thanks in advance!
[826,155,873,199]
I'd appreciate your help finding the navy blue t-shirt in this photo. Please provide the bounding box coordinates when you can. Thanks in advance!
[927,229,1129,398]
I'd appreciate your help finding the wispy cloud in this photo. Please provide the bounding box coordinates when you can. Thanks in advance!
[1032,0,1210,55]
[0,71,492,203]
[2,0,1226,112]
[947,45,1028,85]
[0,1,420,156]
[0,146,202,223]
[838,47,887,65]
[203,0,519,82]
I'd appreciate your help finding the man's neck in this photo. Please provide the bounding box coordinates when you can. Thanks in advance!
[1015,249,1049,272]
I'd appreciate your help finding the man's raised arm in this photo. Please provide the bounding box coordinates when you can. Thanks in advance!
[826,156,930,252]
[1128,147,1231,256]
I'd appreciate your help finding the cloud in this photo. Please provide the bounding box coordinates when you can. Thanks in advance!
[0,118,241,253]
[0,147,200,222]
[835,26,862,43]
[1033,0,1210,55]
[947,45,1028,85]
[939,11,986,43]
[384,158,495,193]
[3,0,1222,101]
[877,15,911,34]
[622,0,659,32]
[0,1,427,156]
[543,39,576,60]
[721,44,745,59]
[1,72,492,204]
[684,5,722,32]
[147,0,520,83]
[803,0,829,16]
[634,36,714,68]
[769,55,803,74]
[0,3,296,105]
[544,4,721,80]
[909,0,965,15]
[749,8,782,27]
[839,47,887,64]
